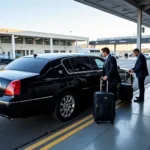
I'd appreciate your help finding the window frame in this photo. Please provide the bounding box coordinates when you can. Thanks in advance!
[44,39,50,45]
[25,38,34,44]
[35,38,43,45]
[45,50,51,53]
[45,59,67,78]
[62,56,104,75]
[53,40,59,45]
[1,36,11,43]
[89,56,104,70]
[15,37,23,44]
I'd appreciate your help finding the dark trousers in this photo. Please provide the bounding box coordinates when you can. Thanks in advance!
[138,77,145,101]
[108,82,117,114]
[108,83,117,101]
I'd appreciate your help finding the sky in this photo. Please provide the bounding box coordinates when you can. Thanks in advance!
[1,0,150,40]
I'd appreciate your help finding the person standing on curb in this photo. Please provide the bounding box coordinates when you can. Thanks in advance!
[101,47,121,114]
[129,48,149,102]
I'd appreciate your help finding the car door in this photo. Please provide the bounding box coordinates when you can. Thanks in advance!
[89,56,104,91]
[69,56,94,94]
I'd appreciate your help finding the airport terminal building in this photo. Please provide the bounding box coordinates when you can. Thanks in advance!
[0,28,89,58]
[89,36,150,53]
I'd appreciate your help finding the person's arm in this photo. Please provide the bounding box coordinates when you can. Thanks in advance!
[106,57,117,79]
[133,56,144,73]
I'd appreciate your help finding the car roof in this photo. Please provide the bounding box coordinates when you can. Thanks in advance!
[24,53,93,60]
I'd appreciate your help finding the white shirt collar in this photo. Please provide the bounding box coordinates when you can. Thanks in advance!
[105,54,110,59]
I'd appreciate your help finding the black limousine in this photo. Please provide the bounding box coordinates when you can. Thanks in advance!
[0,53,133,121]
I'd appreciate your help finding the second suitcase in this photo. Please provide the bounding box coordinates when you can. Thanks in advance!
[118,83,133,102]
[93,80,115,124]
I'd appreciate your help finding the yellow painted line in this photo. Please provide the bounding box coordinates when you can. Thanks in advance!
[40,120,94,150]
[24,115,93,150]
[40,102,126,150]
[24,102,125,150]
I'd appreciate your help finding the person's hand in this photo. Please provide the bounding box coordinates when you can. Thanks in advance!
[129,70,133,73]
[103,76,108,81]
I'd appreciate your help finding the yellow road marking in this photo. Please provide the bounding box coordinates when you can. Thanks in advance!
[24,102,125,150]
[40,102,125,150]
[24,115,93,150]
[40,120,94,150]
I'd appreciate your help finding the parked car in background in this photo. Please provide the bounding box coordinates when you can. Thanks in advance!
[0,53,133,121]
[0,54,14,64]
[116,52,122,58]
[110,52,119,59]
[144,53,150,59]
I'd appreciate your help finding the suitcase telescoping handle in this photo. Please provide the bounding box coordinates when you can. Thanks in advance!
[100,79,108,92]
[125,72,132,83]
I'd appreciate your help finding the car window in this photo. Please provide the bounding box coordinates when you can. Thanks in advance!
[90,57,104,70]
[70,57,92,72]
[95,58,104,69]
[4,57,48,73]
[46,60,66,78]
[62,59,74,73]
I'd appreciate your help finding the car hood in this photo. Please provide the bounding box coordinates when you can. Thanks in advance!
[0,70,39,81]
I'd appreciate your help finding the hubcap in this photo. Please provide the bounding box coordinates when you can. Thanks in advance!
[60,95,75,118]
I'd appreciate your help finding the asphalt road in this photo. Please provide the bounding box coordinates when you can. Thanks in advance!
[0,59,150,150]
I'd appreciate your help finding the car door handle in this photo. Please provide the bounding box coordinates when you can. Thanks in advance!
[44,78,54,81]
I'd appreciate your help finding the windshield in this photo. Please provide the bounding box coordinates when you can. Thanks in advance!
[4,57,49,73]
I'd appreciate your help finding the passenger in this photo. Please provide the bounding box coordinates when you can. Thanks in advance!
[124,53,126,59]
[126,53,128,59]
[101,47,121,114]
[129,48,149,102]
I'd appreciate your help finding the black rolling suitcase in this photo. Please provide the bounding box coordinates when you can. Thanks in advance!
[118,73,133,102]
[93,80,115,124]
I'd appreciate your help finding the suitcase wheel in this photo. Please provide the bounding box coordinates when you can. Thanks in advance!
[95,120,100,124]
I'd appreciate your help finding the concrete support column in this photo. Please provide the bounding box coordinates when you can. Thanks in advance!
[75,40,78,52]
[137,9,142,50]
[50,38,53,53]
[87,40,89,48]
[12,35,15,59]
[114,44,116,57]
[24,50,27,56]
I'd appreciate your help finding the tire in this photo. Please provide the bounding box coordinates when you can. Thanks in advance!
[53,92,77,122]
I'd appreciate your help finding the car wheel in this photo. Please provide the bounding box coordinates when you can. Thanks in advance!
[53,92,77,121]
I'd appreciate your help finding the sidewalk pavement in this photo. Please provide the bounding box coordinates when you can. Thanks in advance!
[49,84,150,150]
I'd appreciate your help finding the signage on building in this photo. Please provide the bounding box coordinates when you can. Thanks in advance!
[110,41,116,43]
[119,40,127,43]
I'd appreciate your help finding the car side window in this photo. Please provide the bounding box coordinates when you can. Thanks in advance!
[46,60,66,78]
[90,57,104,70]
[70,57,92,72]
[62,59,74,73]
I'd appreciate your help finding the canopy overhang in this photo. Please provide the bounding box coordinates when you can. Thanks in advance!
[75,0,150,28]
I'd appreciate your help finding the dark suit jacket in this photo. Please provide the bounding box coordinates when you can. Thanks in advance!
[103,55,121,85]
[132,53,149,78]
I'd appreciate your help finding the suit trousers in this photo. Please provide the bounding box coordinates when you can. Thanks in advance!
[108,82,117,115]
[138,77,145,101]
